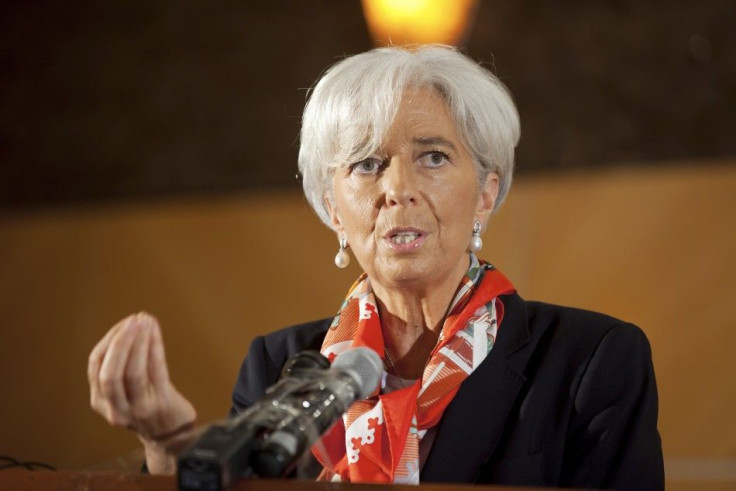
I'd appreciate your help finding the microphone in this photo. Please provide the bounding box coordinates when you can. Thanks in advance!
[252,346,383,477]
[177,347,382,489]
[279,349,331,377]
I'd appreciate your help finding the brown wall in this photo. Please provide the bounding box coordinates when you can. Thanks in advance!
[1,162,735,481]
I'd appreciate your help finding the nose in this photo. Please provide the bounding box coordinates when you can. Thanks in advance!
[384,158,419,207]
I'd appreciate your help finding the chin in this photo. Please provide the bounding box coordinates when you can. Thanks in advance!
[374,259,441,287]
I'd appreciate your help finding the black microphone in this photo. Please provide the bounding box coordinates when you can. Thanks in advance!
[251,346,383,477]
[177,347,382,489]
[279,349,331,378]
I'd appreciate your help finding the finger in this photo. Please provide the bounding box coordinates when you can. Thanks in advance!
[89,316,134,413]
[147,314,171,391]
[124,313,153,402]
[87,316,130,388]
[98,316,141,414]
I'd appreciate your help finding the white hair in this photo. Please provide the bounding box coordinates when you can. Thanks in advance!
[298,45,520,229]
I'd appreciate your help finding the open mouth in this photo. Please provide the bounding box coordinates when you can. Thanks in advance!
[390,232,421,244]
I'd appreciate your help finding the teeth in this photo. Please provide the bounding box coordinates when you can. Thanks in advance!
[390,232,419,244]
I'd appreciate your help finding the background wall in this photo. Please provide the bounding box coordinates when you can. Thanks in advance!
[1,0,735,488]
[1,162,735,487]
[1,0,734,206]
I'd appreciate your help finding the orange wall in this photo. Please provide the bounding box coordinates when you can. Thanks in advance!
[1,162,735,478]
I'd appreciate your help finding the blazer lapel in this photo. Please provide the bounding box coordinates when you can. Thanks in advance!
[421,293,533,483]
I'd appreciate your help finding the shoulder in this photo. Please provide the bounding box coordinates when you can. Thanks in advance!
[519,303,663,488]
[259,317,334,359]
[515,298,656,412]
[230,317,333,414]
[248,317,334,382]
[497,294,654,386]
[522,298,651,355]
[526,299,636,332]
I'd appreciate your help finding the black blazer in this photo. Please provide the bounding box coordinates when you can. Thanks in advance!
[231,292,664,489]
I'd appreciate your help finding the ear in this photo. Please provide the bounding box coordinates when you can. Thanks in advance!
[324,192,344,233]
[475,172,499,226]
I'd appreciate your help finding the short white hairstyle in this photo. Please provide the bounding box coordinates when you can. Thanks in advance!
[298,44,520,229]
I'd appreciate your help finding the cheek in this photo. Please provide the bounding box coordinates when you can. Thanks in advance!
[336,184,377,234]
[430,179,477,222]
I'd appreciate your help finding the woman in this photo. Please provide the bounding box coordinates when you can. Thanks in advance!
[88,45,663,488]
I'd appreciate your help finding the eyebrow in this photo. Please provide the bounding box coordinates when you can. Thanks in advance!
[412,136,457,151]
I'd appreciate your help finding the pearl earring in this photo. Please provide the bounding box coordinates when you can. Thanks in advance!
[469,220,483,252]
[334,235,350,268]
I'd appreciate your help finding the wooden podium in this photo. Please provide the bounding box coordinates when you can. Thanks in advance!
[0,470,538,490]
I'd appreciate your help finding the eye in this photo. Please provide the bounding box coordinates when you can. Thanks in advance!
[418,151,451,167]
[349,158,383,175]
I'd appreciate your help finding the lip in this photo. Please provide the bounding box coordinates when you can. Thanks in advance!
[382,227,427,252]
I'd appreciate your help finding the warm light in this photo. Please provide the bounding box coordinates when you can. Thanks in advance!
[361,0,478,46]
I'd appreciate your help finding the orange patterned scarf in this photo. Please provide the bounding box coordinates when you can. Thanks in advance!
[313,255,515,483]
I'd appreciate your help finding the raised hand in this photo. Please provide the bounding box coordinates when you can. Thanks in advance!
[88,312,196,474]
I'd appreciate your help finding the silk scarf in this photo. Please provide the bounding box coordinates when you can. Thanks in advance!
[313,255,515,483]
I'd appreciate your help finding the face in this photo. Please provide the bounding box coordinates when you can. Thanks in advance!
[326,88,498,292]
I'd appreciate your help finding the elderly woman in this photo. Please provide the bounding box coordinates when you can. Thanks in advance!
[88,45,663,489]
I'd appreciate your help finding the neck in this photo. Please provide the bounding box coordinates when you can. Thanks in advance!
[371,254,471,379]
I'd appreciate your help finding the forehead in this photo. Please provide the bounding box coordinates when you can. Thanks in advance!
[382,87,461,145]
[396,88,452,125]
